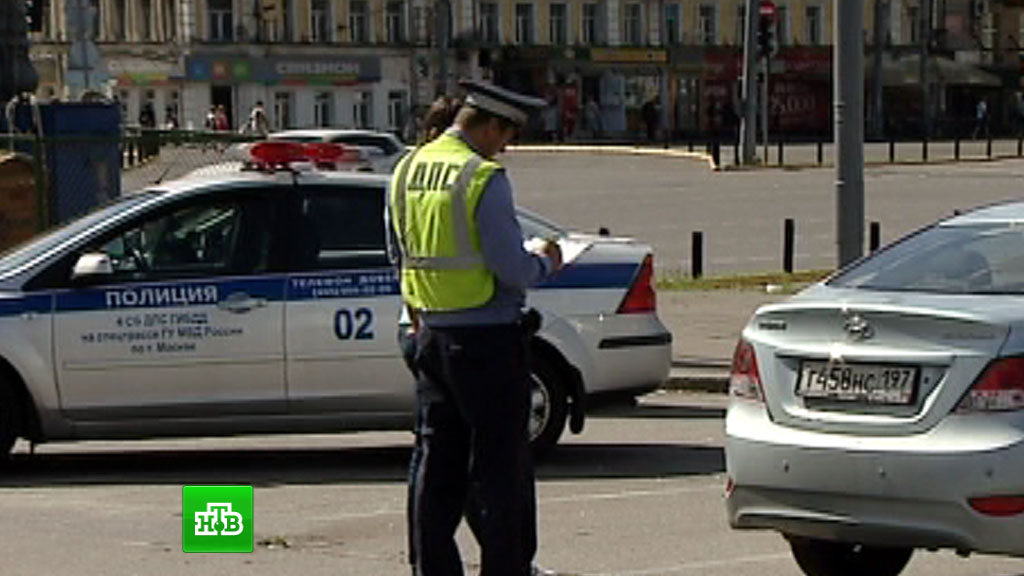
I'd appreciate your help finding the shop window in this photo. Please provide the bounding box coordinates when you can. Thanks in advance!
[550,3,568,45]
[805,4,823,45]
[315,92,333,127]
[388,91,406,131]
[515,3,535,45]
[350,0,369,43]
[480,2,500,44]
[698,4,717,45]
[274,92,293,130]
[353,91,372,128]
[311,0,331,42]
[208,0,233,42]
[386,1,406,43]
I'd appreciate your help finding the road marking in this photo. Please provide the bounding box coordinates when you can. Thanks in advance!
[541,483,722,505]
[586,552,792,575]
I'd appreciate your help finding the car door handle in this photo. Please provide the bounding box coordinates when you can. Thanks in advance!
[218,292,267,314]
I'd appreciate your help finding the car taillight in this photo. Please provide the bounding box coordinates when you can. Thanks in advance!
[955,357,1024,413]
[730,338,764,402]
[968,496,1024,517]
[617,255,656,314]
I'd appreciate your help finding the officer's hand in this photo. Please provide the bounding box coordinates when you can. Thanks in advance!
[541,240,563,272]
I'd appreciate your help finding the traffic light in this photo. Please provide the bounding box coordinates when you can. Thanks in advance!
[25,0,47,32]
[757,13,776,58]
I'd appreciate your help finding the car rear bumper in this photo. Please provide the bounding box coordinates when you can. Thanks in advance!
[725,402,1024,556]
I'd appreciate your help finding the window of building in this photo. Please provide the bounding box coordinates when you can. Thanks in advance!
[582,2,600,44]
[386,1,406,43]
[353,91,372,128]
[208,0,233,42]
[515,3,535,45]
[89,0,101,39]
[388,91,406,131]
[140,0,153,41]
[113,0,127,40]
[775,4,789,45]
[805,4,823,45]
[480,2,500,43]
[315,92,333,127]
[311,0,331,42]
[282,0,294,41]
[735,3,746,45]
[163,0,177,40]
[664,3,681,45]
[907,5,920,44]
[350,0,369,43]
[698,4,717,45]
[550,3,568,45]
[273,92,293,130]
[623,3,642,45]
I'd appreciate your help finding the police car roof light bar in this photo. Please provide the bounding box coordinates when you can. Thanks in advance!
[247,141,361,172]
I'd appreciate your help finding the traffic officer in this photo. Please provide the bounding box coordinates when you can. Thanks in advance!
[386,79,563,576]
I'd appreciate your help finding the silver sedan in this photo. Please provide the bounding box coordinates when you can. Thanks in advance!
[725,201,1024,576]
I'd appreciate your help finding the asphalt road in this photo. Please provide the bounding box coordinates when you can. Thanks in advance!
[1,392,1022,576]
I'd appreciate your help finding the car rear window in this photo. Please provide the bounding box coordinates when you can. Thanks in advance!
[829,223,1024,294]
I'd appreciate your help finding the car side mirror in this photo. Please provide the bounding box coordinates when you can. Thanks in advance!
[72,253,114,280]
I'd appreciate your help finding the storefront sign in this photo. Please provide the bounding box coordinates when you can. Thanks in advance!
[591,48,667,64]
[108,57,182,86]
[187,55,381,85]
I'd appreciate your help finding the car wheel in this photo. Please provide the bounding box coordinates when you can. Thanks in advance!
[789,537,914,576]
[528,354,568,458]
[0,378,22,462]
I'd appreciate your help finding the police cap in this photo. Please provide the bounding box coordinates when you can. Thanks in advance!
[459,79,546,126]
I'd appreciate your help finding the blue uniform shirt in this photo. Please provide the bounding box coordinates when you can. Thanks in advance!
[385,129,553,326]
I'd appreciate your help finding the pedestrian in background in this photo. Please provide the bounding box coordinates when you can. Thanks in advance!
[973,97,989,140]
[241,100,269,137]
[387,79,563,576]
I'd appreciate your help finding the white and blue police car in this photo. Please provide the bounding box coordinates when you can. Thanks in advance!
[0,142,670,460]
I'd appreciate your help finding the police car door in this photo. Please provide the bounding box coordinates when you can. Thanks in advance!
[284,182,410,416]
[49,187,287,423]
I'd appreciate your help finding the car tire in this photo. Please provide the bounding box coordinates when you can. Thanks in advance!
[0,378,22,462]
[789,537,914,576]
[528,354,568,459]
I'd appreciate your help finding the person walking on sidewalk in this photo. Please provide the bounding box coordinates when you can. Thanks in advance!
[973,97,989,140]
[387,79,563,576]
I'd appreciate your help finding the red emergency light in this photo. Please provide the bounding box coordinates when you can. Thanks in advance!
[248,141,363,171]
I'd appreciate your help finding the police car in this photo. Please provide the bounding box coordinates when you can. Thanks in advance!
[0,142,670,460]
[267,129,408,174]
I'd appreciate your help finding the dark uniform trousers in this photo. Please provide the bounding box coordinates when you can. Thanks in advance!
[410,322,537,576]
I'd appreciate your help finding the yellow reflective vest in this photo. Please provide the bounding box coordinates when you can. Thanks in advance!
[389,132,501,311]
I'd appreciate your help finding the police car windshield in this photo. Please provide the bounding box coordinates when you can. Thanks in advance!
[0,193,155,275]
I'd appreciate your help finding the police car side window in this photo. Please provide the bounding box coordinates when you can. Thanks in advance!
[25,192,280,290]
[289,186,387,271]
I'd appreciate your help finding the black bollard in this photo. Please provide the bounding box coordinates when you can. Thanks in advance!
[777,139,784,166]
[692,231,704,279]
[922,138,928,162]
[889,138,895,163]
[783,218,795,274]
[817,140,824,165]
[870,221,881,252]
[955,137,960,160]
[987,136,993,158]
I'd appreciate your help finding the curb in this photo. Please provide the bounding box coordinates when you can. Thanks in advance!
[510,144,718,170]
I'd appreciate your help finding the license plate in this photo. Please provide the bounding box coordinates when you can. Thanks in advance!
[797,361,917,405]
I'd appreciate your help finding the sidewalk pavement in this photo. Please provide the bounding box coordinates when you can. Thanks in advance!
[656,290,788,393]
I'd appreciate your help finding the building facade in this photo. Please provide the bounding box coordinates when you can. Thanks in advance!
[27,0,1016,138]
